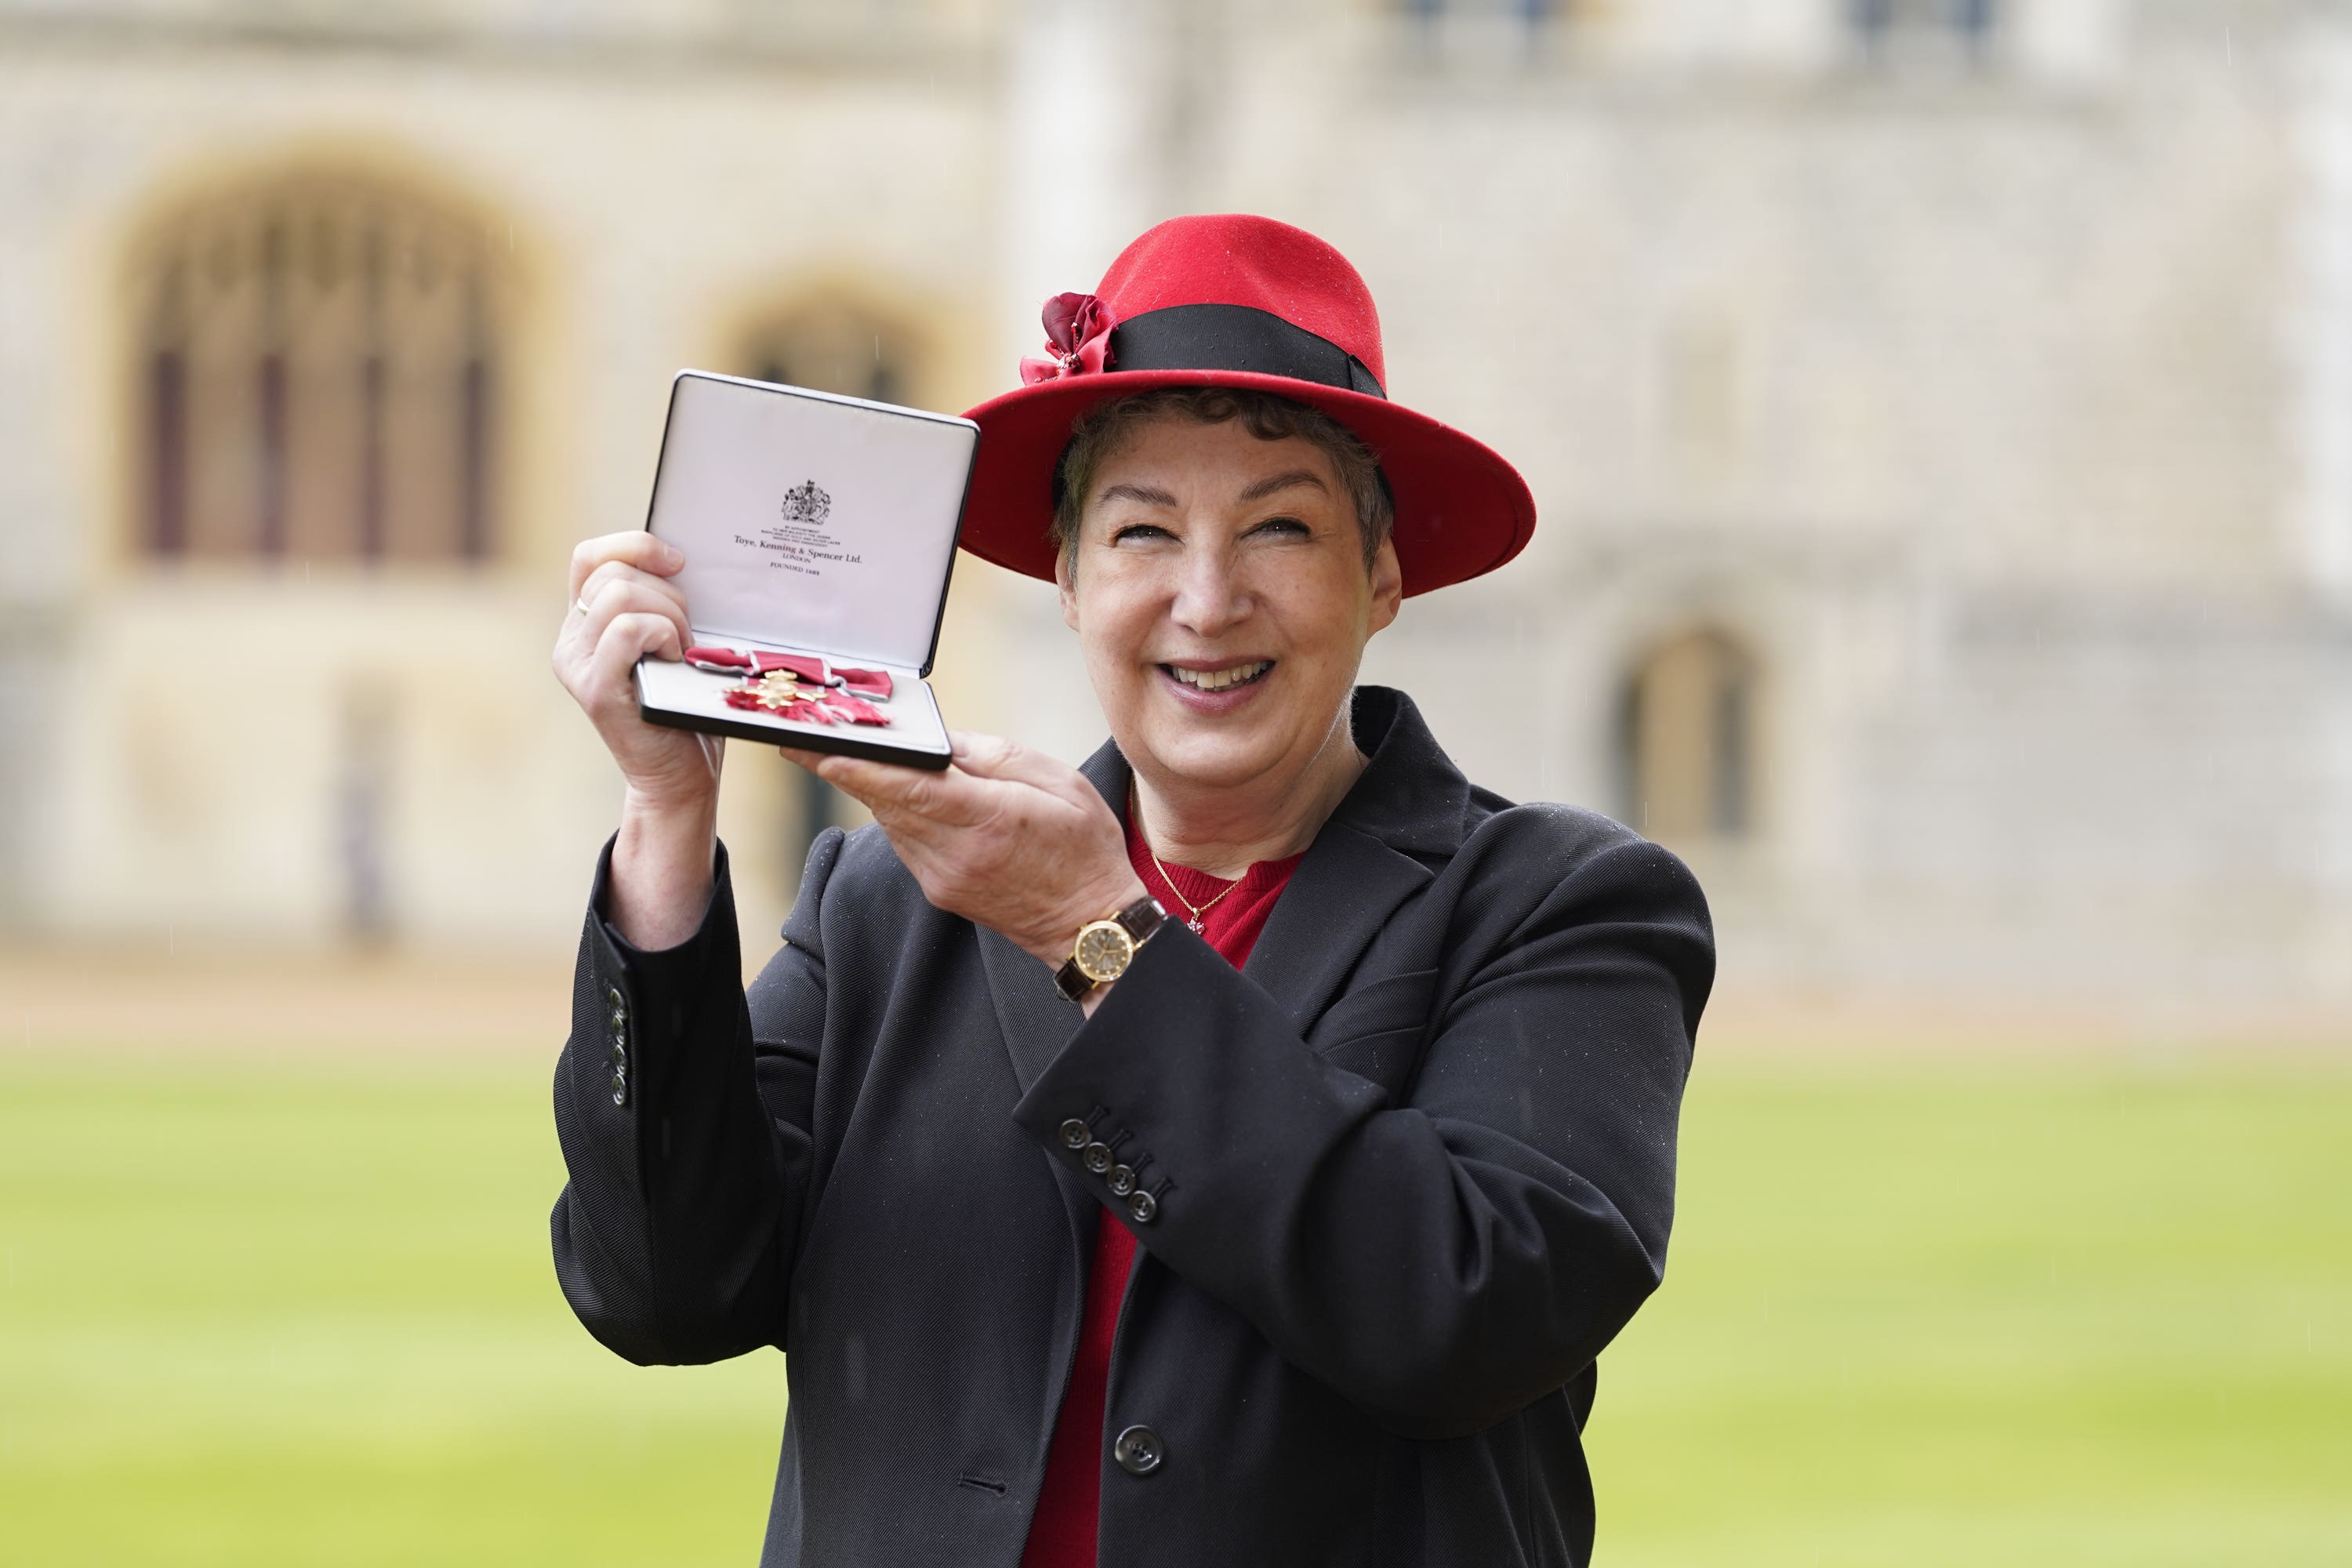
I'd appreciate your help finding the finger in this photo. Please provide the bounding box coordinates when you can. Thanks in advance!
[776,745,921,810]
[569,531,684,602]
[579,558,691,622]
[584,610,686,709]
[775,748,969,837]
[809,751,996,828]
[947,731,1096,804]
[575,576,691,656]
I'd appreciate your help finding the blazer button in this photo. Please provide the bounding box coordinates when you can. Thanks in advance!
[1058,1118,1091,1151]
[607,985,624,1012]
[1082,1142,1114,1175]
[1126,1190,1159,1225]
[1112,1425,1163,1476]
[1106,1164,1136,1197]
[608,1071,628,1108]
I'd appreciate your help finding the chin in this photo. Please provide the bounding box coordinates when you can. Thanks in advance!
[1131,720,1287,792]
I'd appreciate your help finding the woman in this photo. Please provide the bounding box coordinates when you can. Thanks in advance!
[549,213,1713,1567]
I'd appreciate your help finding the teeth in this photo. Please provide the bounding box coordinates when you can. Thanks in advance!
[1171,661,1270,692]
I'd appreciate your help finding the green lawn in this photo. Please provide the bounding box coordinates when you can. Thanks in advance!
[1590,1056,2352,1566]
[2,1047,2346,1565]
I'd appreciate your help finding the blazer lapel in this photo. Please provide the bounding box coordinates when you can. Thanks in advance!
[1243,818,1434,1029]
[1246,687,1469,1025]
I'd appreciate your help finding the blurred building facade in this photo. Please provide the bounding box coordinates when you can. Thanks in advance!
[0,0,2346,1026]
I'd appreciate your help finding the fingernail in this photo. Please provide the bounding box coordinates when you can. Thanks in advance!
[948,731,972,758]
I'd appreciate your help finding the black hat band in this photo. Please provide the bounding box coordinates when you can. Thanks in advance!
[1108,303,1387,400]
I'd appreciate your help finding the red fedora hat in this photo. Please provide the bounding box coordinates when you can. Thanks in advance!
[960,214,1536,597]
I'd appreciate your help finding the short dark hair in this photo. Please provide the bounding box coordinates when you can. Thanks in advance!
[1051,387,1395,572]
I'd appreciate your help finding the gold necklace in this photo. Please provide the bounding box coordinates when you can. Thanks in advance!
[1146,841,1242,935]
[1131,789,1243,933]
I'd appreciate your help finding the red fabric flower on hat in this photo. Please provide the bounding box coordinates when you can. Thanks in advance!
[1018,292,1117,384]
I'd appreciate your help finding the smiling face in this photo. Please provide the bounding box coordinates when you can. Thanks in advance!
[1056,412,1403,804]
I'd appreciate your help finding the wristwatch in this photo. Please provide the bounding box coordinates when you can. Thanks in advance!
[1053,894,1169,1003]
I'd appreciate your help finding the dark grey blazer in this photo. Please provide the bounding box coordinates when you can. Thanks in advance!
[551,685,1714,1567]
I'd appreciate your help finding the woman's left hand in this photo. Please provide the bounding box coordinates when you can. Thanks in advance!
[782,732,1147,971]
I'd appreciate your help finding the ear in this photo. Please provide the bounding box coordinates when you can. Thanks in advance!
[1365,536,1403,636]
[1056,539,1080,630]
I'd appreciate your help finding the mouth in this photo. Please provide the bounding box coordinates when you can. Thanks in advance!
[1160,659,1274,695]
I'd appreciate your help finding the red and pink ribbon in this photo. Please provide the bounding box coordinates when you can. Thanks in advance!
[688,644,895,724]
[723,687,891,728]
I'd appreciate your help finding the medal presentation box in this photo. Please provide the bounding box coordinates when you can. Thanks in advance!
[633,371,981,770]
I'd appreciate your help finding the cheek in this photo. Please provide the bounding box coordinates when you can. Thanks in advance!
[1261,570,1371,669]
[1071,581,1160,685]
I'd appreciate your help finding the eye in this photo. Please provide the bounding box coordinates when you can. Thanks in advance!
[1109,522,1174,545]
[1250,515,1312,539]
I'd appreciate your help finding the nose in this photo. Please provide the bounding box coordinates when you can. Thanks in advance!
[1169,535,1249,638]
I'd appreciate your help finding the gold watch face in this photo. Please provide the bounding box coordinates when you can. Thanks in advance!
[1073,920,1137,984]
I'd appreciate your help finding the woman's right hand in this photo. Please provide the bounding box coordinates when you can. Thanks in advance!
[557,532,728,949]
[554,531,721,811]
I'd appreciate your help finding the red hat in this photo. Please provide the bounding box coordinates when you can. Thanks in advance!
[960,214,1536,597]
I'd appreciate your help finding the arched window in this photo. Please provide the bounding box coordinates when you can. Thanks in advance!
[131,171,505,563]
[1616,628,1758,843]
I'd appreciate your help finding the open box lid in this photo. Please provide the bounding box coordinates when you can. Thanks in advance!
[643,372,981,677]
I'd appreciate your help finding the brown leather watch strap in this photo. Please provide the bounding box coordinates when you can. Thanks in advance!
[1112,892,1168,946]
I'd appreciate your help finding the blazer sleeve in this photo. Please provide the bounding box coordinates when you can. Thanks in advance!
[549,829,842,1366]
[1010,815,1713,1441]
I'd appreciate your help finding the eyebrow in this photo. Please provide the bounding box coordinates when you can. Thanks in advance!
[1238,470,1330,504]
[1094,470,1330,513]
[1097,481,1180,509]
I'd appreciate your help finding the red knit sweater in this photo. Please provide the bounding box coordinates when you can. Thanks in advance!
[1016,822,1306,1568]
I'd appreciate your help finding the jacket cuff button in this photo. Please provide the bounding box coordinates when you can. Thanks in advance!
[1106,1164,1136,1196]
[1126,1190,1158,1225]
[1058,1118,1091,1150]
[1082,1142,1114,1175]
